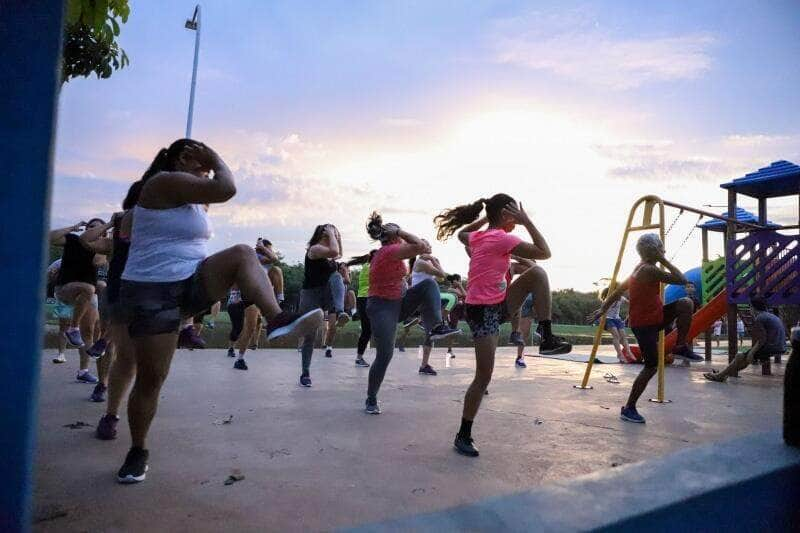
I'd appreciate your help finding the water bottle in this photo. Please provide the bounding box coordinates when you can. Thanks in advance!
[784,326,800,447]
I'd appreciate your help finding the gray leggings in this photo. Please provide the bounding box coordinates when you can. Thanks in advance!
[298,272,347,374]
[366,278,442,401]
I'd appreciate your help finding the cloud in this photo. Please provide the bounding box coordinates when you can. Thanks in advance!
[381,118,424,128]
[492,11,716,89]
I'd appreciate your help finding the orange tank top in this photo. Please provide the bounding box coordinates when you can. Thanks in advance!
[627,263,663,328]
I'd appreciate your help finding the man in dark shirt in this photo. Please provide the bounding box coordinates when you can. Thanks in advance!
[705,296,786,382]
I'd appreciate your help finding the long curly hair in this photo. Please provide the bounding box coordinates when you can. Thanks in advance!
[433,193,515,241]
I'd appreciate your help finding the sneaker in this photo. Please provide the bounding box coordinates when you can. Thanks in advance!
[89,383,107,402]
[673,344,703,362]
[620,406,646,424]
[266,309,324,341]
[539,336,572,355]
[428,324,461,342]
[419,364,437,375]
[355,358,370,367]
[703,371,726,383]
[509,331,525,347]
[76,370,98,384]
[448,349,455,359]
[227,347,235,358]
[300,374,312,387]
[325,348,333,358]
[177,325,206,350]
[365,400,381,414]
[65,327,85,347]
[52,353,66,364]
[398,345,406,352]
[453,434,479,457]
[233,358,248,371]
[86,338,108,359]
[516,357,527,368]
[336,313,351,327]
[96,414,119,440]
[117,447,149,484]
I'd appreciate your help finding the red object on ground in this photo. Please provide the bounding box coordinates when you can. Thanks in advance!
[629,290,728,361]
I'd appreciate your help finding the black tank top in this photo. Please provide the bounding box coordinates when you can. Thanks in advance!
[57,233,97,286]
[106,221,131,303]
[303,252,336,289]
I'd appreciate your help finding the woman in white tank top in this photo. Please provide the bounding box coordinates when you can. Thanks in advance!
[115,139,323,485]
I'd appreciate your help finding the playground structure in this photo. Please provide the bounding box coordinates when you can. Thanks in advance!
[578,160,800,401]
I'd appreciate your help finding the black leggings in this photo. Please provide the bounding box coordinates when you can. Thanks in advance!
[228,301,246,342]
[357,297,371,356]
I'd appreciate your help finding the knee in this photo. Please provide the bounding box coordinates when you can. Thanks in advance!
[270,265,283,278]
[231,243,257,263]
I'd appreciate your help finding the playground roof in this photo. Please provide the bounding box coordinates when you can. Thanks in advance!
[698,207,777,232]
[720,160,800,199]
[697,207,778,231]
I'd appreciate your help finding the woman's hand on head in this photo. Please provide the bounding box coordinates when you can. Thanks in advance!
[502,202,531,226]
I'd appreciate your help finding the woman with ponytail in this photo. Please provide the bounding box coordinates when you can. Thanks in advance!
[363,213,460,414]
[434,194,571,457]
[115,139,323,483]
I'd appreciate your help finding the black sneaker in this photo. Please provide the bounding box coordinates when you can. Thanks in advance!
[117,447,149,484]
[419,364,437,376]
[673,344,703,362]
[325,348,333,358]
[227,347,235,358]
[89,383,107,403]
[355,358,370,367]
[428,324,461,342]
[539,336,572,355]
[233,359,248,371]
[266,309,324,341]
[453,434,479,457]
[365,399,381,414]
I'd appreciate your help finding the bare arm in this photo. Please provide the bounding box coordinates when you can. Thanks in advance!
[415,257,447,278]
[49,221,84,246]
[638,259,688,286]
[256,244,278,263]
[457,216,488,246]
[391,229,430,260]
[506,204,551,260]
[589,279,630,322]
[138,144,236,208]
[308,226,341,259]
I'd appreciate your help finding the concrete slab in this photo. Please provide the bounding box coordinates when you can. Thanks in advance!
[32,345,785,532]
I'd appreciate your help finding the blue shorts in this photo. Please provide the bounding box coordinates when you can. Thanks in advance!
[605,318,625,330]
[520,294,535,318]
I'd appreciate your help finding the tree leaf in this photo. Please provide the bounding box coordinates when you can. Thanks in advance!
[66,0,83,25]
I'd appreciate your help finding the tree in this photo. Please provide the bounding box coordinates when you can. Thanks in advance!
[62,0,130,84]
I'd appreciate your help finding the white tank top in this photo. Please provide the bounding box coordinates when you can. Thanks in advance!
[122,204,211,282]
[411,259,436,287]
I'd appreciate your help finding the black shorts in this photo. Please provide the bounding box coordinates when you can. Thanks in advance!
[631,301,684,368]
[465,301,509,339]
[119,269,214,338]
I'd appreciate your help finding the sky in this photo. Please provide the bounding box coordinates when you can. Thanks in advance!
[52,0,800,291]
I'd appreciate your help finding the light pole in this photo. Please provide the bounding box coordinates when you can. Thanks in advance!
[185,5,201,138]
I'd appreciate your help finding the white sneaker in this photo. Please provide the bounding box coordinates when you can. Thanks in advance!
[52,353,66,364]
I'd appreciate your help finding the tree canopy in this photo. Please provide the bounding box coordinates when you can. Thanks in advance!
[62,0,130,84]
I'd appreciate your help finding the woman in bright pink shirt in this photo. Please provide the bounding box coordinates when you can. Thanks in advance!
[435,193,571,457]
[363,213,460,414]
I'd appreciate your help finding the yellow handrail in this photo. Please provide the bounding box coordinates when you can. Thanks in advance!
[576,195,669,403]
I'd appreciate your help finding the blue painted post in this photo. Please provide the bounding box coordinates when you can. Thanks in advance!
[0,2,65,531]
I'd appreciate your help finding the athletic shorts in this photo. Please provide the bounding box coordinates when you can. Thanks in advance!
[465,301,509,339]
[119,268,214,338]
[520,294,535,318]
[605,318,625,330]
[299,286,332,314]
[631,301,683,368]
[52,291,98,320]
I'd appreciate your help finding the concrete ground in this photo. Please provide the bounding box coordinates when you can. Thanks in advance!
[32,344,784,532]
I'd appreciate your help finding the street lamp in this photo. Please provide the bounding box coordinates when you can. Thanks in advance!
[184,5,201,138]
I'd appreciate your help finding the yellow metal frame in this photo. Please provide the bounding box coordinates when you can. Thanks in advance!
[575,195,670,403]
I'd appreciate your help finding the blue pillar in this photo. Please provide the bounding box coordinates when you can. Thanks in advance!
[0,1,64,531]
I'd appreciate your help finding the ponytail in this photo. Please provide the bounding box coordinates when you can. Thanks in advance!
[347,250,376,266]
[433,198,485,241]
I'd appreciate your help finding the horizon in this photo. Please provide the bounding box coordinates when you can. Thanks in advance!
[52,0,800,291]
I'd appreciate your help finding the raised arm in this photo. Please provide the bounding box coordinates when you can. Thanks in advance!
[256,242,278,264]
[415,256,447,279]
[457,216,488,246]
[308,225,341,259]
[138,144,236,208]
[589,279,630,323]
[638,257,688,286]
[506,203,551,260]
[391,229,431,260]
[49,221,85,246]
